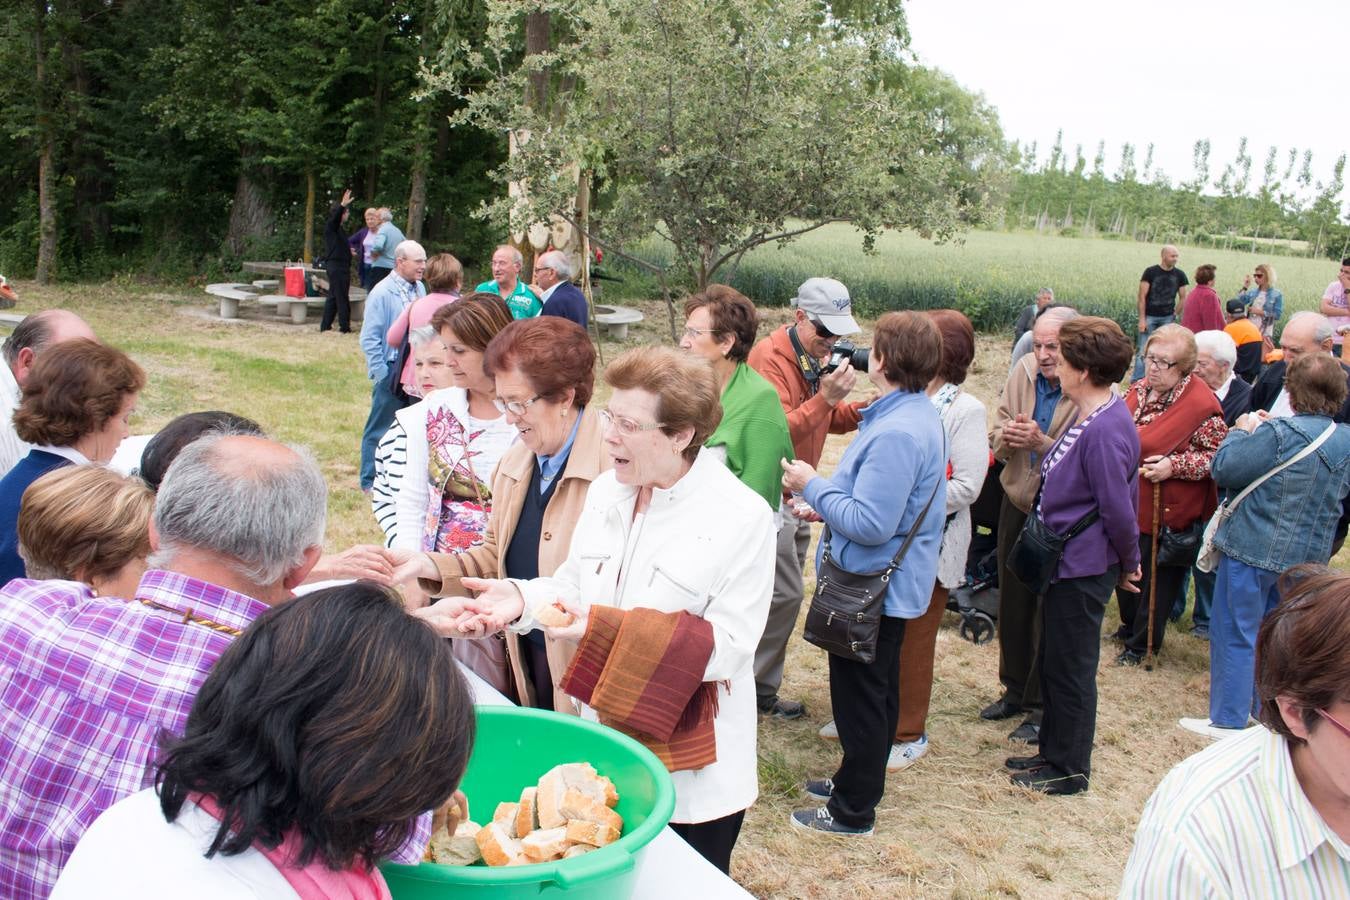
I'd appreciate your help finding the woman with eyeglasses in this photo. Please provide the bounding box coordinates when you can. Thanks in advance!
[1115,324,1227,667]
[1232,263,1284,339]
[677,285,793,510]
[391,316,608,711]
[406,346,775,874]
[1122,566,1350,897]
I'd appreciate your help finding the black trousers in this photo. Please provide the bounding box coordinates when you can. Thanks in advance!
[826,615,906,829]
[364,264,392,290]
[668,809,745,874]
[1118,533,1186,656]
[1038,566,1116,783]
[320,262,351,332]
[523,633,554,712]
[996,497,1042,713]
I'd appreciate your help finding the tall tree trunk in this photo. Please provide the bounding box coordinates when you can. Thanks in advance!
[225,156,275,257]
[303,169,316,263]
[406,120,429,241]
[33,0,57,283]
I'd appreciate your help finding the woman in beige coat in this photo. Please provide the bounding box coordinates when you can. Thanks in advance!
[393,317,607,710]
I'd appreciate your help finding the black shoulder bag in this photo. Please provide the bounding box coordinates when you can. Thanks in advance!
[803,472,943,664]
[1006,491,1099,598]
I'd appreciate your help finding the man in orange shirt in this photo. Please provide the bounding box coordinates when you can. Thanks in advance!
[1223,299,1264,384]
[747,278,865,719]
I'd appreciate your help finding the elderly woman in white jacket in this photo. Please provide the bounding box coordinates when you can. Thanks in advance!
[818,310,990,767]
[412,346,775,875]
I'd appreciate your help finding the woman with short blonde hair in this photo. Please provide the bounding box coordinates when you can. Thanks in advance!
[1233,262,1284,337]
[18,466,154,597]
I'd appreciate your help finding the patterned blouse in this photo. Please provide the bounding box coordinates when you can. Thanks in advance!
[1128,375,1226,481]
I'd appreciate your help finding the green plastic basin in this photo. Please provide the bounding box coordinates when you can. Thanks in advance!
[381,705,676,899]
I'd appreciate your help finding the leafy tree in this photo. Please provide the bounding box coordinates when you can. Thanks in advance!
[445,0,1002,292]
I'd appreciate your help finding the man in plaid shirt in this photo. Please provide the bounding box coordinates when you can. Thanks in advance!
[0,433,329,897]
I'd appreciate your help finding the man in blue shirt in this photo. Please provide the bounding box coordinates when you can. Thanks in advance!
[358,240,426,491]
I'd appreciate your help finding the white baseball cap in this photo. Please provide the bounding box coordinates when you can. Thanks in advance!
[791,277,860,336]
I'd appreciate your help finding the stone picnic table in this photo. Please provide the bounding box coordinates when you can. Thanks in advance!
[205,262,364,324]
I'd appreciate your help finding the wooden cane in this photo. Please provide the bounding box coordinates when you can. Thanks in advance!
[1145,480,1161,672]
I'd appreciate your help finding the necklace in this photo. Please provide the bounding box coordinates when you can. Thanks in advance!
[136,598,244,637]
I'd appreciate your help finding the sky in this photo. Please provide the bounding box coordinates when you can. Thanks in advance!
[904,0,1344,206]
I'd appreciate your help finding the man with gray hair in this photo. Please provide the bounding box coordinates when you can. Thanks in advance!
[358,239,426,492]
[1012,287,1054,348]
[475,244,540,319]
[1250,311,1350,423]
[0,434,436,895]
[531,249,588,329]
[980,306,1081,745]
[0,309,97,476]
[1008,302,1075,369]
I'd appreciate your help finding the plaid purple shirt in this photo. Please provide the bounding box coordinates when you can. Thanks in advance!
[0,570,267,899]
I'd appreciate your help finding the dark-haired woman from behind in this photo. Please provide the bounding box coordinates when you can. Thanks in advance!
[53,582,475,899]
[1005,317,1141,795]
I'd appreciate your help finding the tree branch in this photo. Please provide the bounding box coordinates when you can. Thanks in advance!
[706,218,848,277]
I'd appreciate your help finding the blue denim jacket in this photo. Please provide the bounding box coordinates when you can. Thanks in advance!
[1234,286,1284,325]
[1212,414,1350,572]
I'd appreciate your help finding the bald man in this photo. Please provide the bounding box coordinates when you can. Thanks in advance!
[0,310,97,475]
[1135,245,1189,380]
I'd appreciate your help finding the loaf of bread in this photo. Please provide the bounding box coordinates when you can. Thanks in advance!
[564,818,621,848]
[476,822,523,867]
[534,602,575,628]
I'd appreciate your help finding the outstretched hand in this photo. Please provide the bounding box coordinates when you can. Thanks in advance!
[305,544,396,585]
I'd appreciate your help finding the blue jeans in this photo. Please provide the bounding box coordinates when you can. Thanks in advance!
[359,364,403,490]
[1208,555,1281,728]
[1133,314,1175,381]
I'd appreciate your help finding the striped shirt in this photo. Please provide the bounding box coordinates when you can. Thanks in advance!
[372,418,408,546]
[1119,726,1350,898]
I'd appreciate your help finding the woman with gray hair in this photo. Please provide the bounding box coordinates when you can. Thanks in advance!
[364,207,407,289]
[1192,330,1252,427]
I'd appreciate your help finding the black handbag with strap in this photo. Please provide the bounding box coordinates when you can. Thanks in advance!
[1006,499,1099,598]
[803,472,943,665]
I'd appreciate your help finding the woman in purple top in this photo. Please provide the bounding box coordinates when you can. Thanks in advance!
[1006,317,1141,795]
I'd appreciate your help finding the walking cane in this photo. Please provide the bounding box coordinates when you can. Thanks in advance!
[1144,480,1161,672]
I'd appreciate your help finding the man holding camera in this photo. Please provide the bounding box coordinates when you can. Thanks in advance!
[748,277,866,718]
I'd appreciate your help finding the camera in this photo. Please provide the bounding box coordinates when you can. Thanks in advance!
[821,340,869,375]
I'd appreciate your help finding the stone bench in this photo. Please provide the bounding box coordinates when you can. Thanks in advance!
[205,283,260,319]
[257,295,326,324]
[593,304,644,340]
[251,279,280,291]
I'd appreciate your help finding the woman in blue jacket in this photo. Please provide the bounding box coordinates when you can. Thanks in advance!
[1231,263,1284,338]
[1181,353,1350,740]
[781,311,946,836]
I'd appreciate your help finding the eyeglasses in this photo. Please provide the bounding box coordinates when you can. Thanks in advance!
[1144,355,1178,370]
[1316,708,1350,739]
[808,318,837,339]
[1253,273,1264,279]
[599,408,665,436]
[681,326,723,341]
[494,394,541,415]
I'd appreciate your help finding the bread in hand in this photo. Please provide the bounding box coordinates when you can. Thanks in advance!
[534,602,575,629]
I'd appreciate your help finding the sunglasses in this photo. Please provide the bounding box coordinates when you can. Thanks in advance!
[809,318,836,339]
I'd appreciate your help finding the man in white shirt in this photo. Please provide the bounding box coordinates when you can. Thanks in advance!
[0,310,97,475]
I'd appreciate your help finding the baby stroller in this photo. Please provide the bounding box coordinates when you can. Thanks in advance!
[946,457,1004,644]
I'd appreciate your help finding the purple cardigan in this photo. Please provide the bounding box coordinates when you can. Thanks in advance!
[1038,397,1142,580]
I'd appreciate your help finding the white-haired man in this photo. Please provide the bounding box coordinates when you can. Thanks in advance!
[531,249,588,329]
[0,435,426,895]
[475,244,540,319]
[1251,311,1350,423]
[358,239,426,491]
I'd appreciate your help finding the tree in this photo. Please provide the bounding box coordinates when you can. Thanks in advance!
[446,0,1000,293]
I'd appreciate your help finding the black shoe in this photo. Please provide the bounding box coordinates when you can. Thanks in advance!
[1110,624,1129,642]
[803,778,834,801]
[1011,766,1088,795]
[758,697,806,719]
[1008,719,1040,744]
[1115,649,1144,667]
[1004,754,1049,771]
[789,806,874,835]
[980,698,1023,721]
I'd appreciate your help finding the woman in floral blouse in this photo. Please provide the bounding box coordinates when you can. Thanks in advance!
[1116,324,1227,666]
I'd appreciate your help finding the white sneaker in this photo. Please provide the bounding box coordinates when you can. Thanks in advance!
[887,735,928,772]
[819,719,838,740]
[1178,717,1254,741]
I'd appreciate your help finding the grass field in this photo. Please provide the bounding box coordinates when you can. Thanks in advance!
[623,227,1342,334]
[6,235,1345,899]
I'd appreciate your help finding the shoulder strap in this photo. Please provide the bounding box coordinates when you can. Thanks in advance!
[1224,422,1337,513]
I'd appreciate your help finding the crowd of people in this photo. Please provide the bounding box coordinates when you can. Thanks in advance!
[0,235,1346,896]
